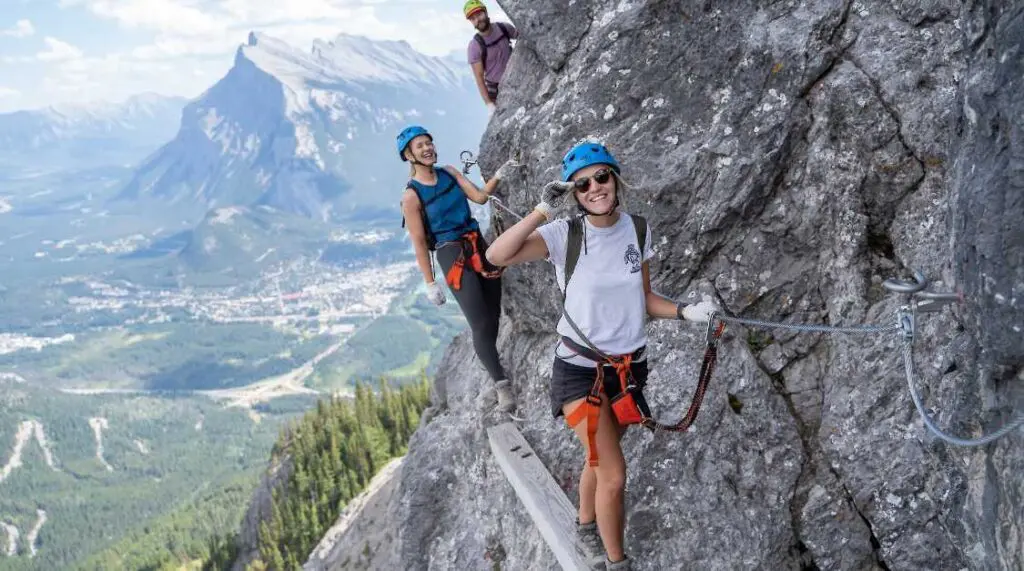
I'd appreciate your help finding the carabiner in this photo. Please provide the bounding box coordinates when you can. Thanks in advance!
[459,150,477,174]
[705,313,725,345]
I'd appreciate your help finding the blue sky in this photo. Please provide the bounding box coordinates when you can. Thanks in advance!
[0,0,510,112]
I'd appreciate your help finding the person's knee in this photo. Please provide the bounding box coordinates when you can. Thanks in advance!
[595,464,626,495]
[469,314,500,339]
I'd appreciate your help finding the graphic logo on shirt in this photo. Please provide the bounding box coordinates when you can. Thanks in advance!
[624,244,642,274]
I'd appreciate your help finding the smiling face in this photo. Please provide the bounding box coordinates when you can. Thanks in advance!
[405,134,436,165]
[468,10,490,32]
[570,163,617,214]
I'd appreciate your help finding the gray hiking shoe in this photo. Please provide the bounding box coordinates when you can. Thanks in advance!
[494,379,516,414]
[576,518,605,568]
[606,556,631,571]
[475,384,497,411]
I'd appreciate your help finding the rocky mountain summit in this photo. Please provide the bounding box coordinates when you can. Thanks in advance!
[253,1,1023,569]
[119,32,486,221]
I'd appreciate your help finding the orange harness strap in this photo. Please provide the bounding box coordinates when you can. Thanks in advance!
[443,230,502,291]
[564,354,634,467]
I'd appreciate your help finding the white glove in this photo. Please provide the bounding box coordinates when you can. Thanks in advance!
[492,158,521,181]
[486,102,496,115]
[680,300,719,323]
[535,180,574,218]
[425,282,446,306]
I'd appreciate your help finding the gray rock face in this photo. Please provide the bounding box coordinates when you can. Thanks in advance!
[315,2,1023,570]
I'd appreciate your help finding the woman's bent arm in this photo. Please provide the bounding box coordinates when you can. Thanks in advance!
[401,189,436,283]
[486,210,551,266]
[444,165,493,204]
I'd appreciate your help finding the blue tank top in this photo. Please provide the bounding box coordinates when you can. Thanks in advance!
[407,168,479,247]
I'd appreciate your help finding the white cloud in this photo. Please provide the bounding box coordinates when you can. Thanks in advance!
[37,37,84,62]
[1,36,85,64]
[0,87,21,98]
[81,0,225,36]
[16,0,512,110]
[0,19,35,38]
[61,0,493,59]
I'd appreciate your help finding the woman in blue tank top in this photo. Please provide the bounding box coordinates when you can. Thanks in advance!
[396,125,518,415]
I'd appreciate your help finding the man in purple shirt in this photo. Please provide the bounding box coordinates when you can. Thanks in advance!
[464,0,518,113]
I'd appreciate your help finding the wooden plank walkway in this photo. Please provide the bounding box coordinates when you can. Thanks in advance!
[487,422,593,571]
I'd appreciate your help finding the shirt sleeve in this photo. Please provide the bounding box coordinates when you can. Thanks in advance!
[467,38,482,65]
[508,23,520,39]
[643,221,654,262]
[536,219,569,267]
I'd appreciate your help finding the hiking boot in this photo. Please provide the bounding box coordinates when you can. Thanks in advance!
[606,555,631,571]
[494,379,516,414]
[475,384,498,412]
[576,518,605,568]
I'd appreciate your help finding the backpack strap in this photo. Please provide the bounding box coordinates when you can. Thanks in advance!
[474,33,488,72]
[474,23,512,73]
[495,23,512,45]
[563,216,584,299]
[631,214,647,258]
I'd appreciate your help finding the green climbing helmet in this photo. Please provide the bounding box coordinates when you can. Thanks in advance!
[463,0,486,18]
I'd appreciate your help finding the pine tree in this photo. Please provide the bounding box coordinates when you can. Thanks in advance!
[252,381,433,571]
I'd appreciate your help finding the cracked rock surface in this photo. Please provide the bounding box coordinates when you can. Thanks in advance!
[316,1,1023,570]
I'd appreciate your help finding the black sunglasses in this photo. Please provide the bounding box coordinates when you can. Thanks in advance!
[572,168,613,193]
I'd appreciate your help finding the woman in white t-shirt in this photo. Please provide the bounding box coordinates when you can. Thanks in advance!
[486,141,717,571]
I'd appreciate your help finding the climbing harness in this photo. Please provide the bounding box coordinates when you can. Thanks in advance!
[558,214,726,466]
[441,230,503,291]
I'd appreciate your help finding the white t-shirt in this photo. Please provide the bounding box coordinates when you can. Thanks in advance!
[536,213,654,367]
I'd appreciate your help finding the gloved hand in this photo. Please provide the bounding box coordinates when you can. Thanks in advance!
[679,300,719,323]
[486,102,496,115]
[425,282,446,306]
[535,180,574,218]
[492,158,521,181]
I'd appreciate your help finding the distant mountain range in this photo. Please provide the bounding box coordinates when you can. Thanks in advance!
[0,93,187,173]
[117,32,489,222]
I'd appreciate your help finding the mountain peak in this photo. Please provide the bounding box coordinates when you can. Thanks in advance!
[231,31,463,99]
[119,29,487,220]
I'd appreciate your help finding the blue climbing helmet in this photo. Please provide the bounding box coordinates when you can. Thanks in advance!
[561,141,621,181]
[397,125,432,161]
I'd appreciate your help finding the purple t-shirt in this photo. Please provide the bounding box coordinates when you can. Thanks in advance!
[466,22,518,87]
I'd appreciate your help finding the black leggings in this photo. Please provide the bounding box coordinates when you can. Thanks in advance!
[435,234,506,382]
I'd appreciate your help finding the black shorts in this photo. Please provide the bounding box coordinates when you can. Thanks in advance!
[549,356,649,418]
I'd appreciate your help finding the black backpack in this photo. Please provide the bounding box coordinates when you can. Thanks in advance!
[474,22,513,72]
